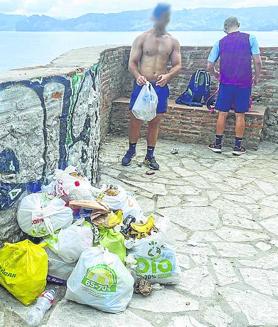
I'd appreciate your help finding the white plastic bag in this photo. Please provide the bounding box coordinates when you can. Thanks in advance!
[53,166,99,201]
[66,247,134,313]
[101,185,144,221]
[132,82,158,122]
[45,247,75,282]
[128,231,180,285]
[17,193,73,237]
[45,219,94,263]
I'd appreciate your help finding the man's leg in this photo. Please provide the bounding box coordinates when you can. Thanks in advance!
[122,113,142,166]
[232,86,251,156]
[144,114,163,170]
[209,112,228,153]
[233,113,246,156]
[209,84,232,153]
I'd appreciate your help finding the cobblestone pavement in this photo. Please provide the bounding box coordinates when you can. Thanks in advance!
[2,136,278,327]
[98,136,278,327]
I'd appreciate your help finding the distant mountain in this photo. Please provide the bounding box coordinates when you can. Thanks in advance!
[0,7,278,32]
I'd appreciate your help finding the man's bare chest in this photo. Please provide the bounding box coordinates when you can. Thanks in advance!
[142,37,173,58]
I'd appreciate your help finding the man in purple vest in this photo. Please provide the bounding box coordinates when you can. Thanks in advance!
[207,17,262,155]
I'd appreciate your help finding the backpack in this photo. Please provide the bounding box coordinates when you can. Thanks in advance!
[176,70,211,107]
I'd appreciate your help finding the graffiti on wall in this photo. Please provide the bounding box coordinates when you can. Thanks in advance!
[0,64,101,210]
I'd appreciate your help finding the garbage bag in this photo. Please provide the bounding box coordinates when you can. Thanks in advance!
[132,82,158,122]
[17,193,73,237]
[45,247,75,282]
[100,185,144,221]
[53,166,99,201]
[66,247,134,313]
[99,227,126,263]
[0,240,48,305]
[128,232,180,284]
[44,219,94,263]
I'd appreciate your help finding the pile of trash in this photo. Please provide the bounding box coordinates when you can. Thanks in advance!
[0,166,180,323]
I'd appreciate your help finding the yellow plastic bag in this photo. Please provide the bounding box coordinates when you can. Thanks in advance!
[0,240,48,305]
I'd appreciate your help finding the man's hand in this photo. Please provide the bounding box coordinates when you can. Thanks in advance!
[156,74,170,87]
[253,75,260,86]
[136,75,148,86]
[213,71,220,81]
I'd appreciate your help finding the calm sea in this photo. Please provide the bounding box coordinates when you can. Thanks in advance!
[0,31,277,72]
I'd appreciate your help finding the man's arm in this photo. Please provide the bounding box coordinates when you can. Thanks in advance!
[250,35,262,86]
[207,41,220,80]
[128,35,147,85]
[253,55,262,86]
[157,38,182,87]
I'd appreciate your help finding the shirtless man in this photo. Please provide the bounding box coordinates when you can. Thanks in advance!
[121,3,181,170]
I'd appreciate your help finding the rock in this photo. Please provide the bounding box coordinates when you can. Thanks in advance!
[203,305,233,327]
[176,267,215,297]
[176,253,192,269]
[171,166,196,177]
[185,176,211,189]
[222,214,262,230]
[255,242,272,251]
[157,195,181,208]
[182,196,209,207]
[239,253,278,269]
[219,287,278,325]
[129,289,199,313]
[120,179,167,196]
[168,185,201,196]
[158,207,220,231]
[222,193,255,204]
[215,227,269,242]
[240,268,278,296]
[212,242,257,258]
[45,300,152,327]
[189,231,222,243]
[211,258,239,286]
[260,217,278,236]
[261,195,278,208]
[169,316,208,327]
[255,180,277,195]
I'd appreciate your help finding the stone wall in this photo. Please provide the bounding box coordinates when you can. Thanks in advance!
[111,46,278,143]
[0,51,102,242]
[98,47,130,139]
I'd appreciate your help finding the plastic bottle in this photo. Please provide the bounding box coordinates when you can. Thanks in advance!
[26,289,55,327]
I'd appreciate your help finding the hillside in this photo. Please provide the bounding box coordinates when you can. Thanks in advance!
[0,7,277,31]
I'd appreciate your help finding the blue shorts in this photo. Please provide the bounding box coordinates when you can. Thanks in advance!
[216,84,252,113]
[129,82,169,114]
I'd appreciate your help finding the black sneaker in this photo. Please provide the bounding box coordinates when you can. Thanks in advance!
[143,157,160,170]
[233,146,246,156]
[121,150,136,166]
[208,143,222,153]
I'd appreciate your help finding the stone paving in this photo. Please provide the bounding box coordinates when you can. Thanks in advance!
[98,136,278,327]
[1,136,278,327]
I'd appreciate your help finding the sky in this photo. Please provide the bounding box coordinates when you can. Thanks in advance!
[0,0,277,17]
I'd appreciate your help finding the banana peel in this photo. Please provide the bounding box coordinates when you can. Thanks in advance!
[93,210,123,228]
[130,214,155,234]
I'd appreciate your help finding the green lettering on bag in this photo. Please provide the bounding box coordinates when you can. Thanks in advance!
[136,258,150,273]
[81,264,117,293]
[158,259,172,273]
[136,258,173,276]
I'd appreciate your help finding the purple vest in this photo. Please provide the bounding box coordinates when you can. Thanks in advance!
[219,32,252,87]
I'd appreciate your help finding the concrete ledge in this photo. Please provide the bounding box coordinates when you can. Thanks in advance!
[111,97,266,150]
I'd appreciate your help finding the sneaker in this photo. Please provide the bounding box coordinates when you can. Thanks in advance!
[121,150,135,166]
[143,157,160,170]
[233,146,246,156]
[208,143,222,153]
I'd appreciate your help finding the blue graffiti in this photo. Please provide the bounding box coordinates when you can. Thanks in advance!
[0,67,98,210]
